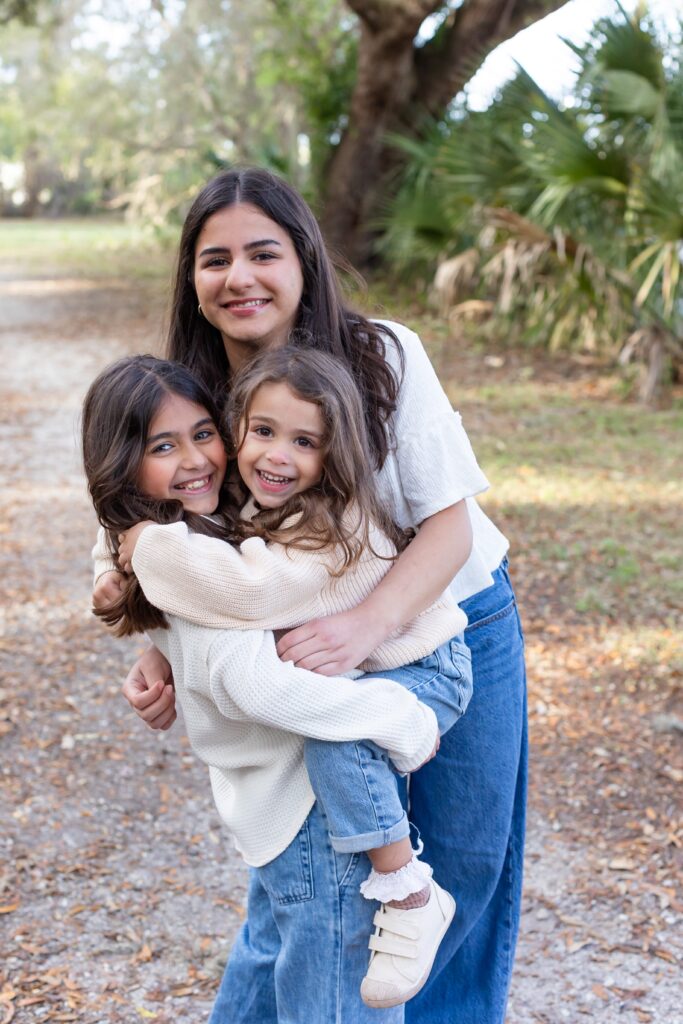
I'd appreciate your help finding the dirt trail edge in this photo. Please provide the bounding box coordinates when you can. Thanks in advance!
[0,268,680,1023]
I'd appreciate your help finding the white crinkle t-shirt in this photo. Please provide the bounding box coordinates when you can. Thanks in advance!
[373,320,509,604]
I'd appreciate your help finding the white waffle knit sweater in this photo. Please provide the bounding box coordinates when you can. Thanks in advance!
[148,619,440,866]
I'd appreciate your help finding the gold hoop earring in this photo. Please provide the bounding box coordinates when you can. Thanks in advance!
[198,304,204,317]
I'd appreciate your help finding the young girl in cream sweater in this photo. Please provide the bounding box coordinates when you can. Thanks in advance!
[84,347,472,1014]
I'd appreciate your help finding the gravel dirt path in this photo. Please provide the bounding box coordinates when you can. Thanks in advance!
[1,264,680,1023]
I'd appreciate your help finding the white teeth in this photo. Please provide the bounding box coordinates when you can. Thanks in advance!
[229,299,267,309]
[178,477,209,491]
[258,471,291,484]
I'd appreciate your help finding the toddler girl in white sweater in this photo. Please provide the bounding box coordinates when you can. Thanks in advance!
[85,347,472,1009]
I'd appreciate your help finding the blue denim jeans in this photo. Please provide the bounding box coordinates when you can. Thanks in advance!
[209,802,403,1024]
[304,636,473,852]
[209,559,527,1024]
[405,557,528,1024]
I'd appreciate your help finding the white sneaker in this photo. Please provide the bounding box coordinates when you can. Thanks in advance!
[360,879,456,1009]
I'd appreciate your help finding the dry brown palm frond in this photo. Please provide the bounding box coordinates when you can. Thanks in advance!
[431,248,480,314]
[428,203,679,402]
[482,207,553,247]
[446,299,494,339]
[480,238,551,312]
[619,325,683,404]
[449,299,494,320]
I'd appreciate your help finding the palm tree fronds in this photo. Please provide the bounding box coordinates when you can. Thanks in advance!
[379,3,683,397]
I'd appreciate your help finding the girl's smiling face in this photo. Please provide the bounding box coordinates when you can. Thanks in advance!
[138,393,228,514]
[193,203,305,371]
[237,382,325,509]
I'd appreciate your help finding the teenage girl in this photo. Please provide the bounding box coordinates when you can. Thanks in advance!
[85,349,473,1016]
[95,167,527,1024]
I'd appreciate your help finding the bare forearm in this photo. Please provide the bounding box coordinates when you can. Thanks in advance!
[359,501,472,635]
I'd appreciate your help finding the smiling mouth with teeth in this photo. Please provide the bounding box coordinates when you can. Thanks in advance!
[176,476,211,491]
[257,470,293,485]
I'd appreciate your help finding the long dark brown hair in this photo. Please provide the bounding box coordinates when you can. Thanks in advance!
[82,355,234,636]
[222,346,410,573]
[167,166,404,467]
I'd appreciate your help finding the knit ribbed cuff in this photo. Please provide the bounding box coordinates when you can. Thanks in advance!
[389,705,439,774]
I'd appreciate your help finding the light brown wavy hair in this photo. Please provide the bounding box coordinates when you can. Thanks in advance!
[223,346,410,573]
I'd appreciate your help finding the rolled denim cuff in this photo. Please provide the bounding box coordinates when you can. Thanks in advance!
[328,813,410,853]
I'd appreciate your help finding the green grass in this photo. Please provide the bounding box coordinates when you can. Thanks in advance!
[470,395,680,628]
[0,217,178,280]
[460,388,682,485]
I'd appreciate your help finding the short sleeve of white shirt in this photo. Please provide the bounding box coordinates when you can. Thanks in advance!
[372,320,509,603]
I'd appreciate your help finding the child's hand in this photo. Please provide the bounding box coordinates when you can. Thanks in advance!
[117,521,155,573]
[122,645,177,731]
[276,607,388,675]
[93,570,125,608]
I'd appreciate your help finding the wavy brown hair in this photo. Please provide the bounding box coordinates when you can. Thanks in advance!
[82,355,235,636]
[222,346,410,573]
[167,166,404,467]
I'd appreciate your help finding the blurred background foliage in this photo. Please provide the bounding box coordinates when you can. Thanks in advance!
[0,0,356,220]
[381,8,683,398]
[0,0,681,397]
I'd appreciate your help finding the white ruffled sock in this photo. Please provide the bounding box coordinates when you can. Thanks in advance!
[359,853,433,903]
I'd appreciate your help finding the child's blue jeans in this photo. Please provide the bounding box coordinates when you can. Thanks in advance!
[303,635,473,854]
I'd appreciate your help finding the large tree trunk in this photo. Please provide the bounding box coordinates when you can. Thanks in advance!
[321,0,569,264]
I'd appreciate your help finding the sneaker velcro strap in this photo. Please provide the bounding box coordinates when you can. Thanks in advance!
[368,932,418,959]
[372,910,421,941]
